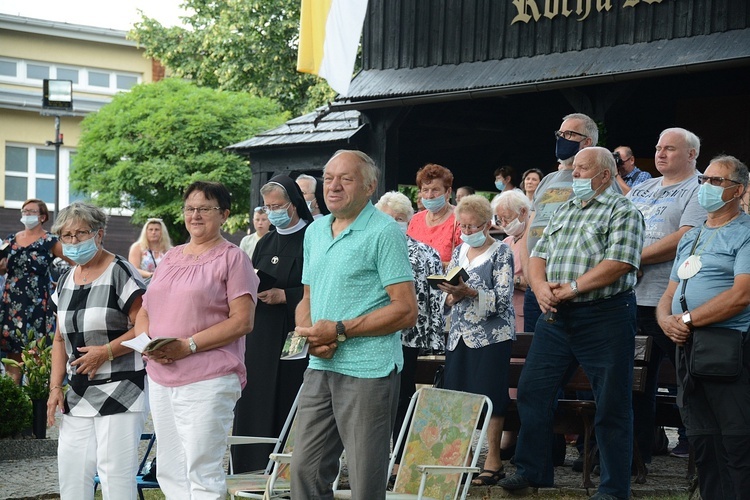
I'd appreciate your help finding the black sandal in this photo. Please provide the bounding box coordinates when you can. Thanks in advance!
[471,467,505,486]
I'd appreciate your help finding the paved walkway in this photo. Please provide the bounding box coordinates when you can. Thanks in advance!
[0,421,692,499]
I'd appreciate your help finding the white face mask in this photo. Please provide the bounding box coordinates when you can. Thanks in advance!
[502,217,526,237]
[20,215,40,229]
[396,221,409,234]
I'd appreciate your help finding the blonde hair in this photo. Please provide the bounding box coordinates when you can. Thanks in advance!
[456,194,492,223]
[136,218,172,252]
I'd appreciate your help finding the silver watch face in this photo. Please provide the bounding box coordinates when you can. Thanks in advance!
[337,334,346,342]
[682,312,691,324]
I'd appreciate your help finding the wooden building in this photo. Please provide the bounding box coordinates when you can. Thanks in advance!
[234,0,750,204]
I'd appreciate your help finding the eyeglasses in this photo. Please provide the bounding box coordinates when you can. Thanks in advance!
[20,209,40,215]
[493,215,515,226]
[459,222,487,232]
[554,130,588,141]
[261,202,291,213]
[183,206,221,215]
[59,229,97,244]
[697,175,741,187]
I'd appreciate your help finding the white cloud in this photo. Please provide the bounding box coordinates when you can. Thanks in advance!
[0,0,189,31]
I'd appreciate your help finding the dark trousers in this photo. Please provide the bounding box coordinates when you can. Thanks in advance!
[392,345,419,464]
[514,291,636,499]
[691,434,750,500]
[524,286,542,332]
[632,305,684,463]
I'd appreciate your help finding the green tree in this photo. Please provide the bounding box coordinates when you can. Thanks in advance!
[71,78,288,243]
[130,0,336,115]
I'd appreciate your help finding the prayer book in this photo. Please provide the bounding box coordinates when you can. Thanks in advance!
[280,331,308,360]
[256,269,277,292]
[122,332,178,353]
[426,266,470,290]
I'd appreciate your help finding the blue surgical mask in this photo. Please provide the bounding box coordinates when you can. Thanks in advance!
[495,181,506,191]
[267,207,292,228]
[572,170,604,201]
[20,215,40,229]
[62,237,99,265]
[460,229,487,248]
[556,136,581,161]
[396,221,409,234]
[698,183,731,212]
[421,195,447,213]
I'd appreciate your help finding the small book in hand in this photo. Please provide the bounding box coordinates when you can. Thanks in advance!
[256,269,277,292]
[0,241,9,260]
[121,332,178,354]
[426,266,470,290]
[280,331,308,360]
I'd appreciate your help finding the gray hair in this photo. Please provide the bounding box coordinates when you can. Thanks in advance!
[585,146,618,178]
[563,113,599,146]
[326,150,380,189]
[456,194,492,223]
[51,202,108,237]
[711,154,749,188]
[659,127,701,165]
[296,174,317,190]
[492,189,532,215]
[260,182,290,201]
[375,191,415,221]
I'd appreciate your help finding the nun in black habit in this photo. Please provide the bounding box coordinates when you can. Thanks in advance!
[232,174,314,473]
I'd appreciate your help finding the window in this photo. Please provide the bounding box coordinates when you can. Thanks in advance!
[0,60,16,77]
[57,67,79,84]
[27,63,50,80]
[116,74,138,90]
[88,71,110,87]
[4,145,57,205]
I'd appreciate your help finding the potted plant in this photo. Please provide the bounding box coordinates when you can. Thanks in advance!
[2,330,56,439]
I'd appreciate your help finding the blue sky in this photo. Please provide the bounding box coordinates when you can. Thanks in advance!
[0,0,188,31]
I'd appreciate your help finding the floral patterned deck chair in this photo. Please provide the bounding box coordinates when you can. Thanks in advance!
[335,387,492,500]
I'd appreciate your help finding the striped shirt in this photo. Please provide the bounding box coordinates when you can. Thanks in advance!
[531,188,645,302]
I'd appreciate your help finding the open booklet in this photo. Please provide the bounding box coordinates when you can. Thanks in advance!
[280,331,309,360]
[426,266,470,290]
[121,332,179,354]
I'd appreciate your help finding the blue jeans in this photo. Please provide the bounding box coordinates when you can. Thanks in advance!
[514,291,636,499]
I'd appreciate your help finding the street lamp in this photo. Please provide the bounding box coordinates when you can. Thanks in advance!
[41,79,73,222]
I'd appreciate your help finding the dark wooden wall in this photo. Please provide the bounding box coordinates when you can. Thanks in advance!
[363,0,750,70]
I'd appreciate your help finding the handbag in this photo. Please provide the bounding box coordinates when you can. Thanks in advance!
[679,229,745,382]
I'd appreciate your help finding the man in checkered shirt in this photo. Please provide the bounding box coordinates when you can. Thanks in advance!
[499,147,645,500]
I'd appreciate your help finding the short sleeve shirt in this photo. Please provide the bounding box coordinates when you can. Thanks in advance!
[627,174,706,306]
[303,202,414,378]
[527,169,574,254]
[144,241,259,388]
[532,189,645,301]
[54,256,147,416]
[670,214,750,330]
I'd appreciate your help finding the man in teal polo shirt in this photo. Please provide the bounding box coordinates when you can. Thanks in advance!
[291,150,418,499]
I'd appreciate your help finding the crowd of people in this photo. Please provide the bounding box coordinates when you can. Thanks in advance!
[2,116,749,500]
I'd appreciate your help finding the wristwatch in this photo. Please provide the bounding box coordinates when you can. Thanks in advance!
[336,321,347,342]
[682,311,693,326]
[570,280,579,296]
[188,337,198,354]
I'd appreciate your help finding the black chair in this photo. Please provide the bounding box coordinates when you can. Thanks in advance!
[94,432,160,500]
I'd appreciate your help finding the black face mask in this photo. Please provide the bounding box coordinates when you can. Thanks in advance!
[555,136,581,161]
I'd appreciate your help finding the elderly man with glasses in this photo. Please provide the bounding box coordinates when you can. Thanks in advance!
[613,146,652,195]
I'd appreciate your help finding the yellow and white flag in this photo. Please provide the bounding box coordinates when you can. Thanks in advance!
[297,0,369,97]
